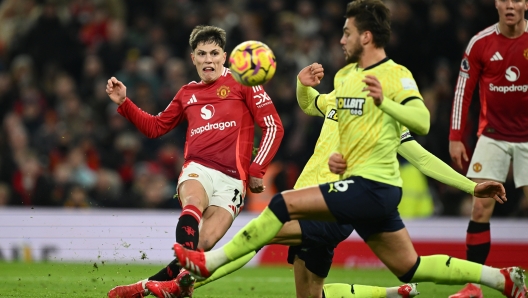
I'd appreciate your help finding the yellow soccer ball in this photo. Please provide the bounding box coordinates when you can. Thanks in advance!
[229,40,276,86]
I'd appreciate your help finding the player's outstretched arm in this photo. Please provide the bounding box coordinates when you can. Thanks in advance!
[379,99,430,135]
[363,75,430,135]
[297,63,325,117]
[397,140,506,203]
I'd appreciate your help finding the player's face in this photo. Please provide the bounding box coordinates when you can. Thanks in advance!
[340,18,364,64]
[495,0,528,26]
[191,42,227,84]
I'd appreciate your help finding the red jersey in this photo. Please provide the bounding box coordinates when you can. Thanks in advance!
[117,67,284,180]
[450,22,528,142]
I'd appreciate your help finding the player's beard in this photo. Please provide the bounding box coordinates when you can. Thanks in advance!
[345,40,364,64]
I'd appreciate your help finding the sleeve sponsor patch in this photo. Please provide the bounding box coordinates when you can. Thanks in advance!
[400,78,418,91]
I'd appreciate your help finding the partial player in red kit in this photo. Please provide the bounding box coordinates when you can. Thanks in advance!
[105,25,283,298]
[449,1,528,297]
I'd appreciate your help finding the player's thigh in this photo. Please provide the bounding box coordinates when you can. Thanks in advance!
[512,141,528,188]
[177,162,214,209]
[198,206,234,250]
[282,186,336,221]
[366,228,418,277]
[271,220,302,245]
[467,136,511,182]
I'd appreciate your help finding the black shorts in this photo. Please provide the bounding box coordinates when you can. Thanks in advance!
[287,220,353,278]
[319,176,404,241]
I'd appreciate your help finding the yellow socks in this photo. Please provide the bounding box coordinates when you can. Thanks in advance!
[223,208,283,261]
[323,284,387,297]
[195,251,256,288]
[412,255,481,284]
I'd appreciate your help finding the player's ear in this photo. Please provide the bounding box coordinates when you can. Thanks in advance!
[190,52,196,65]
[361,31,372,46]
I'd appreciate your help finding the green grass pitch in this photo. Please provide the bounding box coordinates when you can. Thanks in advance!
[0,262,511,297]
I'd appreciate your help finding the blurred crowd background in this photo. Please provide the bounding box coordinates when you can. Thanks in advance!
[0,0,526,217]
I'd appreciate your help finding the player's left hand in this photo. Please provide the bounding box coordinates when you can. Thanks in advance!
[474,181,507,204]
[328,152,346,175]
[248,176,265,193]
[362,75,383,106]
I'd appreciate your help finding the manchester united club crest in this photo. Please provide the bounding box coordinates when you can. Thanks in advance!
[524,48,528,60]
[472,162,482,173]
[217,85,230,99]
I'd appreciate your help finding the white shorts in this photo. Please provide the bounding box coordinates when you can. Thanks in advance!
[467,135,528,188]
[177,162,246,218]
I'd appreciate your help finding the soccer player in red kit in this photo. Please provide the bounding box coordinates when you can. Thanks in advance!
[449,1,528,297]
[105,25,283,298]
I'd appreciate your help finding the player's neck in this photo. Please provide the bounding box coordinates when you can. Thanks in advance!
[498,19,527,39]
[358,48,387,69]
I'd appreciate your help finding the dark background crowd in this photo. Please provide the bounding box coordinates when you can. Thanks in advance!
[0,0,526,217]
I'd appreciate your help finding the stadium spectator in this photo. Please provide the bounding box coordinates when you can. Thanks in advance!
[448,0,528,297]
[0,182,12,206]
[105,25,284,298]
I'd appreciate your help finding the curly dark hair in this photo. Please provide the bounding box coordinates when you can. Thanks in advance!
[345,0,391,48]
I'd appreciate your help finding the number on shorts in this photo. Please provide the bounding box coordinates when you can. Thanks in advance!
[231,189,243,208]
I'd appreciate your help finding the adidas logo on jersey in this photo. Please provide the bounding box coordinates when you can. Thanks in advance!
[187,94,197,104]
[490,51,503,61]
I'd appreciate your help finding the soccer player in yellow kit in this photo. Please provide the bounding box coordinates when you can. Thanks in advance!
[180,65,515,298]
[173,1,527,297]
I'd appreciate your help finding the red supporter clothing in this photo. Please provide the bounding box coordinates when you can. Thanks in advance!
[450,22,528,142]
[117,67,284,180]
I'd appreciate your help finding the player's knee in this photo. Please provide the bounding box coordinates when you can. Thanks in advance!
[398,256,420,283]
[268,193,291,223]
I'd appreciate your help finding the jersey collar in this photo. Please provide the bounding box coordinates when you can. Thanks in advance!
[359,57,390,71]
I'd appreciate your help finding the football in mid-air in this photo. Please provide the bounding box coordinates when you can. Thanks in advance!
[229,40,276,86]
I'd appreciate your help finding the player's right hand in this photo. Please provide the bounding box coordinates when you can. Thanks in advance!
[474,181,507,204]
[449,140,468,170]
[298,63,324,87]
[106,77,127,105]
[328,152,346,175]
[248,176,265,193]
